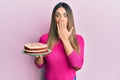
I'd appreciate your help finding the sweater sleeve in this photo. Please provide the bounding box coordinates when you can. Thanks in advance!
[67,35,84,69]
[34,34,48,68]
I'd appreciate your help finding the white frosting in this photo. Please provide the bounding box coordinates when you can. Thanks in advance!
[24,43,47,49]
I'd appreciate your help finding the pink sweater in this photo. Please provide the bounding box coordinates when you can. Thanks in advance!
[35,34,84,80]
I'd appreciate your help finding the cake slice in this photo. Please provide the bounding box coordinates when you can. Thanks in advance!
[24,43,48,53]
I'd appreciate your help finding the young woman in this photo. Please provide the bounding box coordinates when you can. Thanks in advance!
[34,2,84,80]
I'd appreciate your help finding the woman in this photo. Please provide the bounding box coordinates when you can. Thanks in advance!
[34,2,84,80]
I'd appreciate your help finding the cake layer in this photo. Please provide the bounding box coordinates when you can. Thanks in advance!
[24,43,47,50]
[24,46,47,50]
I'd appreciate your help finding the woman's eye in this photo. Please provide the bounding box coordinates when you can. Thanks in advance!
[55,13,60,17]
[64,13,68,17]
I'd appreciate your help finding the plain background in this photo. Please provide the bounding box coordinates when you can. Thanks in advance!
[0,0,120,80]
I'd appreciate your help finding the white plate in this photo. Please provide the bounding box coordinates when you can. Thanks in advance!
[22,49,51,56]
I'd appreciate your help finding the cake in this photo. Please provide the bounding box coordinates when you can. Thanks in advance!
[24,43,48,53]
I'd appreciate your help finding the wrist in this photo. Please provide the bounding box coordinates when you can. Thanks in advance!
[62,39,74,56]
[62,38,69,43]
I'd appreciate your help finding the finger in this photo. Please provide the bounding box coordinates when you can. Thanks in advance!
[36,56,39,58]
[39,55,43,58]
[61,20,64,29]
[64,22,67,30]
[59,20,62,30]
[62,21,66,32]
[36,55,43,58]
[57,24,60,32]
[63,21,66,29]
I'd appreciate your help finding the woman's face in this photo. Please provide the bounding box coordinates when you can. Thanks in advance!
[55,7,68,26]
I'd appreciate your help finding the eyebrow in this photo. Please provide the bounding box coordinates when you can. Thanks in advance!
[55,12,59,14]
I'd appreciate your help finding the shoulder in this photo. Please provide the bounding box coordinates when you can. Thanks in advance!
[76,34,84,42]
[39,34,48,44]
[75,34,84,46]
[75,34,84,48]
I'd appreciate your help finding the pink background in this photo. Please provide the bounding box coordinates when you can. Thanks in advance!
[0,0,120,80]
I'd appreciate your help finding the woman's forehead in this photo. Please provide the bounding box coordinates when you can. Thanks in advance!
[55,7,66,13]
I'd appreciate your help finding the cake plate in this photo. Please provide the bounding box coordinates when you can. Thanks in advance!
[22,49,51,56]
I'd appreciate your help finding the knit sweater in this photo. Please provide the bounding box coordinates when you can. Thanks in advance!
[34,34,84,80]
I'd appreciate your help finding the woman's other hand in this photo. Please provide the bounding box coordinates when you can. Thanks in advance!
[35,55,44,65]
[57,20,74,41]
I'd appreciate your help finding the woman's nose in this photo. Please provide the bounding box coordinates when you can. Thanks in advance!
[59,16,64,20]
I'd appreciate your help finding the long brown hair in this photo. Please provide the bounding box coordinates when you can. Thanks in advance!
[47,2,80,53]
